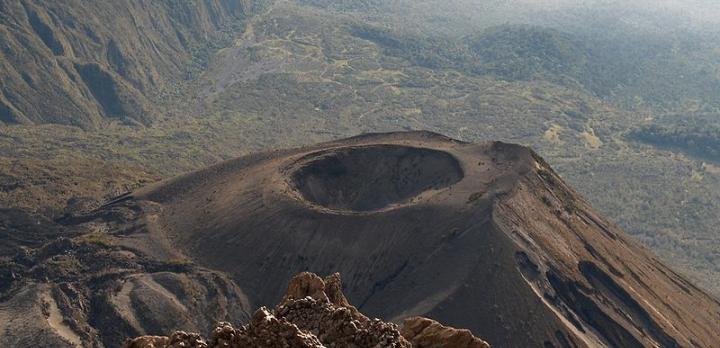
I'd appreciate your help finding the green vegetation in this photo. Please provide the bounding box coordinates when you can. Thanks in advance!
[76,233,114,247]
[349,22,720,114]
[629,114,720,161]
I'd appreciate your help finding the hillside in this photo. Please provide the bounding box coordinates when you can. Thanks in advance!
[0,0,260,127]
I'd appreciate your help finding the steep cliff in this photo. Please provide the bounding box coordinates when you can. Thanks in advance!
[0,0,260,127]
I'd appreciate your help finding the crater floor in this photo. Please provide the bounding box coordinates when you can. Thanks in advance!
[289,145,464,212]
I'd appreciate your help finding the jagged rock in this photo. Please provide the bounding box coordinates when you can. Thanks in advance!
[166,332,208,348]
[123,332,206,348]
[280,272,330,305]
[208,310,323,348]
[281,272,368,323]
[276,296,409,347]
[276,272,409,347]
[122,336,169,348]
[401,317,490,348]
[322,273,367,322]
[123,272,486,348]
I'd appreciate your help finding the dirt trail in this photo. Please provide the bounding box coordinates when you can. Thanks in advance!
[111,279,143,332]
[43,291,82,348]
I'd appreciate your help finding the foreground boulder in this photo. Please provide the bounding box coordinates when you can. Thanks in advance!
[123,272,488,348]
[402,317,490,348]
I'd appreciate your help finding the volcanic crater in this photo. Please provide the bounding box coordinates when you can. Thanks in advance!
[142,132,720,347]
[17,132,718,348]
[288,145,464,212]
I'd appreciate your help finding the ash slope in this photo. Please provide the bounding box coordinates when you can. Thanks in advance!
[118,132,720,346]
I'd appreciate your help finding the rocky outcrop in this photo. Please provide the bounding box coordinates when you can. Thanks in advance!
[123,332,206,348]
[281,272,367,322]
[123,272,487,348]
[208,311,325,348]
[402,317,490,348]
[122,336,170,348]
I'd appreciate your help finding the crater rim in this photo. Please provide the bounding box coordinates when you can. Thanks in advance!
[286,144,464,213]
